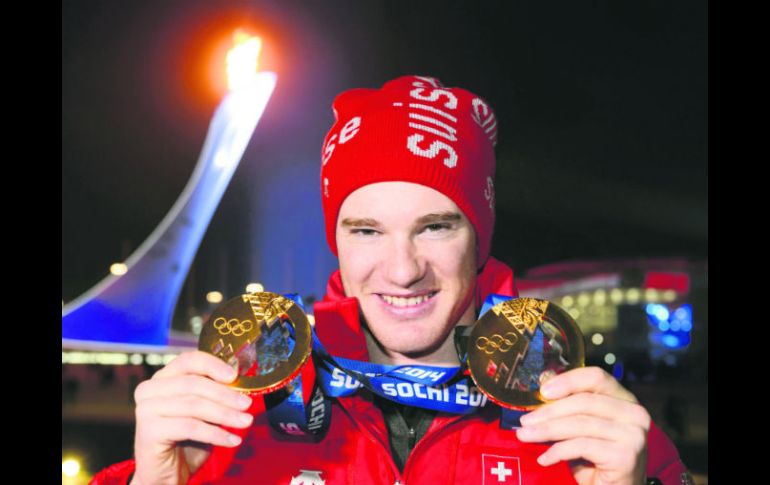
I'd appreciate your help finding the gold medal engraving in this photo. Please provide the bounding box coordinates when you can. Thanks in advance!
[198,291,312,394]
[213,317,254,337]
[468,297,585,410]
[475,332,518,354]
[492,297,548,335]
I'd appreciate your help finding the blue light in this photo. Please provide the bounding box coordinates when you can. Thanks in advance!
[658,307,670,321]
[612,362,624,380]
[648,302,693,352]
[674,306,691,320]
[648,302,692,338]
[645,303,656,317]
[646,303,669,322]
[662,335,680,348]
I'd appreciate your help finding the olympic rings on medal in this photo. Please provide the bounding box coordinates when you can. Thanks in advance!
[467,297,586,410]
[475,332,518,355]
[199,292,314,394]
[213,317,254,337]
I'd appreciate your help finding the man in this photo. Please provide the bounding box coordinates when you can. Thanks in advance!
[93,76,689,484]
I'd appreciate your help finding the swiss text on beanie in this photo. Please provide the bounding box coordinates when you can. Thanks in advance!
[320,75,498,266]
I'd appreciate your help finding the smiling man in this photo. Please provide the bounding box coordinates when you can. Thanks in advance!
[336,182,478,367]
[94,76,689,485]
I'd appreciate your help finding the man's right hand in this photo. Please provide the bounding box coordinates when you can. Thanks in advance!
[131,351,254,485]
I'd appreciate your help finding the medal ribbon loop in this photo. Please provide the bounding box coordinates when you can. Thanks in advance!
[265,294,525,436]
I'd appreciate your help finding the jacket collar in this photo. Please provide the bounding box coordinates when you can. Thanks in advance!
[312,256,519,361]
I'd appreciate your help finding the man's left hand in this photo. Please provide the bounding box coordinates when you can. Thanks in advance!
[516,366,650,485]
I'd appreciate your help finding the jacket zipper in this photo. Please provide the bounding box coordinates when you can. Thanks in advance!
[400,412,468,483]
[334,395,405,484]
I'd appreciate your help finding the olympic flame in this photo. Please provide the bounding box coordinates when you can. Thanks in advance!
[226,30,262,91]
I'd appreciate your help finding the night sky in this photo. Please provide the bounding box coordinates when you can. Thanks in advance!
[62,1,707,309]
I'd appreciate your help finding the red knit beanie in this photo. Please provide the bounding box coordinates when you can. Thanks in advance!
[320,75,498,267]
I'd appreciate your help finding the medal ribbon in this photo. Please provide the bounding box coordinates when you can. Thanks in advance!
[265,293,527,436]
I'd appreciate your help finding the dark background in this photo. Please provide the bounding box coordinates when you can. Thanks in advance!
[62,0,707,306]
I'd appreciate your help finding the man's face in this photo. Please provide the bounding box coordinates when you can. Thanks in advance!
[336,182,478,364]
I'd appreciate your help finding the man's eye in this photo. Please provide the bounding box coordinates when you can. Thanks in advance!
[351,229,378,236]
[424,223,451,232]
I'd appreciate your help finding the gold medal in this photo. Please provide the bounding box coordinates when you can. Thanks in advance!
[467,297,585,410]
[198,292,312,394]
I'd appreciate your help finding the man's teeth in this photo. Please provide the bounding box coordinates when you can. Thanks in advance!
[382,293,435,307]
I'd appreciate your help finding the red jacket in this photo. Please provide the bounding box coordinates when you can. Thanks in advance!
[92,257,688,485]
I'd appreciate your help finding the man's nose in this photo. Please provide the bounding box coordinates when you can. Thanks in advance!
[384,236,425,288]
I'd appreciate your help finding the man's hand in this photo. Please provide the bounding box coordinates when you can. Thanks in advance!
[516,367,650,485]
[131,351,254,485]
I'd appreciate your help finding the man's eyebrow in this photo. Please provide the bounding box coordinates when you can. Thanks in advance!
[415,212,462,224]
[340,212,462,228]
[340,217,382,228]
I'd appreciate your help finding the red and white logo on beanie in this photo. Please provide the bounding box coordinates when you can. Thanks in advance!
[320,75,498,266]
